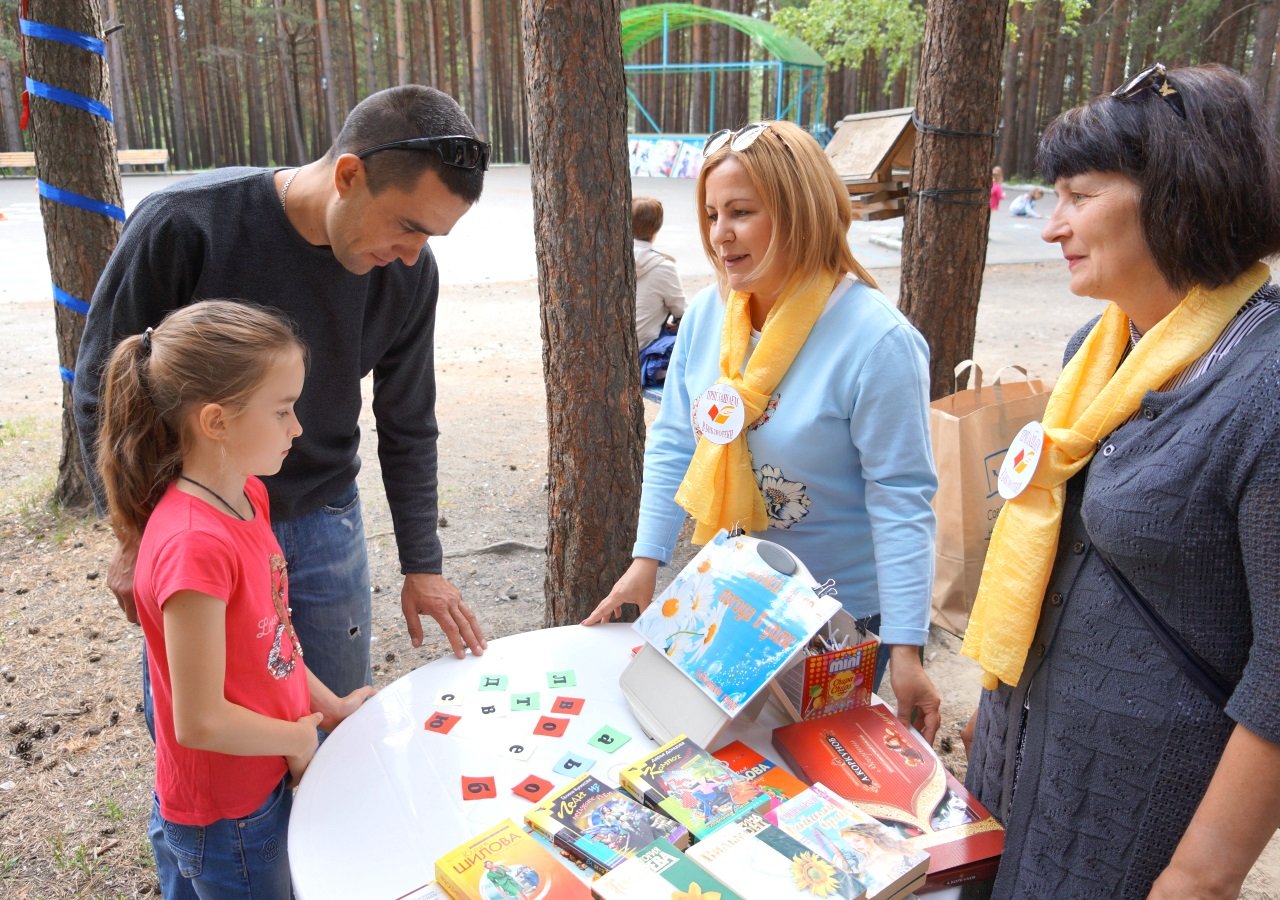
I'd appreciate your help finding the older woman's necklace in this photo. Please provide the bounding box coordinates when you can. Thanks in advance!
[178,475,249,521]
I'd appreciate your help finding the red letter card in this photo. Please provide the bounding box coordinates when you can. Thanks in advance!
[534,715,570,737]
[460,776,496,801]
[552,696,585,716]
[423,711,460,734]
[512,775,554,802]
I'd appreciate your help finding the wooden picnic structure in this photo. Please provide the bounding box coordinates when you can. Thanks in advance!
[825,107,915,221]
[0,148,169,172]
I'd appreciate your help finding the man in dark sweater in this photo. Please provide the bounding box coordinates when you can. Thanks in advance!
[73,86,490,704]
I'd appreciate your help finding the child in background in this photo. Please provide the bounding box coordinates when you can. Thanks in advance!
[1009,186,1044,217]
[989,166,1006,210]
[97,300,374,899]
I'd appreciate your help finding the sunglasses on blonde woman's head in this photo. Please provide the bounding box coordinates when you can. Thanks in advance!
[1111,63,1186,119]
[702,122,771,157]
[355,135,491,171]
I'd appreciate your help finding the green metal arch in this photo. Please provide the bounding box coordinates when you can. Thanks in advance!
[620,3,825,69]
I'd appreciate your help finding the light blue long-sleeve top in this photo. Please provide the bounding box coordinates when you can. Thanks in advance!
[633,276,937,647]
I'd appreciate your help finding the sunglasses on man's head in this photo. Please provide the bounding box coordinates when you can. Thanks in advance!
[355,135,491,171]
[702,122,771,157]
[1111,63,1186,119]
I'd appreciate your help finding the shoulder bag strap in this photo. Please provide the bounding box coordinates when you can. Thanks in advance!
[1093,547,1232,708]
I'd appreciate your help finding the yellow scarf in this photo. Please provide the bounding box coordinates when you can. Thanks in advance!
[962,262,1268,690]
[675,274,835,544]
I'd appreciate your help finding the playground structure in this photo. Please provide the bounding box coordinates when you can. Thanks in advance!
[619,4,915,220]
[621,3,829,179]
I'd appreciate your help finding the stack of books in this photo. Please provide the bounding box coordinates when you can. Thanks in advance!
[773,704,1004,893]
[434,733,944,900]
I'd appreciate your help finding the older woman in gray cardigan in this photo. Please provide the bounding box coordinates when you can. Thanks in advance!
[963,64,1280,899]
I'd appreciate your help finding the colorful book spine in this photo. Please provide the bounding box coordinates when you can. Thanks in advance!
[711,739,809,815]
[618,734,770,840]
[525,773,689,874]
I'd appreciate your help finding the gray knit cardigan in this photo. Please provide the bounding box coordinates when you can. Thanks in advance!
[965,307,1280,899]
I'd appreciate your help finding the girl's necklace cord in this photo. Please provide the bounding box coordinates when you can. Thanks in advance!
[177,474,249,521]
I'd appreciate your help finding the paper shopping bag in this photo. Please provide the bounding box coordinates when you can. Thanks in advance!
[930,362,1052,637]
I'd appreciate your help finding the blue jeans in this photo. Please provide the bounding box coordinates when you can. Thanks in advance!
[269,482,373,697]
[142,482,373,738]
[150,776,293,899]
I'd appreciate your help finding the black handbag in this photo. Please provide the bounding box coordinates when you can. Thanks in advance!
[1093,547,1233,708]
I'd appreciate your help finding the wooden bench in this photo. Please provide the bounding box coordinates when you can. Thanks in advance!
[0,148,170,170]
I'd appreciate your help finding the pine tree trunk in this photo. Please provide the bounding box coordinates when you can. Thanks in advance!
[162,0,189,168]
[26,0,124,511]
[0,53,23,151]
[468,0,488,138]
[315,0,339,143]
[522,0,646,625]
[899,0,1009,399]
[1249,0,1280,108]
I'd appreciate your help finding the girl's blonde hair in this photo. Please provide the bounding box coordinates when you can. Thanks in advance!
[97,300,307,543]
[696,119,876,299]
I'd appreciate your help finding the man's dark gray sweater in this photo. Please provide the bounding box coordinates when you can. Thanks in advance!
[74,167,445,574]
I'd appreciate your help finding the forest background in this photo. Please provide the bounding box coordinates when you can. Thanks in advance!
[3,0,1280,177]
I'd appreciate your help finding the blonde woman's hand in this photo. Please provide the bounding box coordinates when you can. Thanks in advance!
[582,558,660,625]
[887,646,942,746]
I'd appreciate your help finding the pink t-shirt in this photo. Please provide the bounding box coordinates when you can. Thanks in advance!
[135,477,310,825]
[990,181,1006,210]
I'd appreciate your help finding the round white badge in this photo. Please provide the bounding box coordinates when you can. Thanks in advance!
[997,420,1045,500]
[692,383,747,445]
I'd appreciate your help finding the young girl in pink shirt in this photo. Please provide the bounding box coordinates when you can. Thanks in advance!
[97,300,374,899]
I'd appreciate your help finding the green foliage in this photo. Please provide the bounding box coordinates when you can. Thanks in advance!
[1148,0,1225,64]
[1010,0,1092,41]
[773,0,925,79]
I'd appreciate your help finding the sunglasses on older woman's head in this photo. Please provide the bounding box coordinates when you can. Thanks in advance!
[702,122,771,157]
[1111,63,1186,119]
[355,135,491,171]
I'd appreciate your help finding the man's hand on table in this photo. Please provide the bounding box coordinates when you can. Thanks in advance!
[887,644,941,746]
[401,572,487,658]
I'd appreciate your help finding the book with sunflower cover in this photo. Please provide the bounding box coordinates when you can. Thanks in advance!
[630,531,839,717]
[685,812,867,900]
[774,783,929,900]
[618,734,770,841]
[590,837,742,900]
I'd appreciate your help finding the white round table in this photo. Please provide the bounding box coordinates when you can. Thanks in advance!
[289,624,668,899]
[288,623,954,899]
